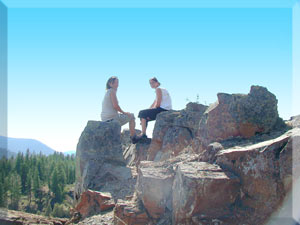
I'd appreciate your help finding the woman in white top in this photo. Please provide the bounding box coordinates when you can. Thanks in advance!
[137,77,172,139]
[101,76,138,143]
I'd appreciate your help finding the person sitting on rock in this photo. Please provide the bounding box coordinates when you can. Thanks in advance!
[137,77,172,139]
[101,76,138,143]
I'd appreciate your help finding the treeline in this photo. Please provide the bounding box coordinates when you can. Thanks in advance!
[0,150,75,217]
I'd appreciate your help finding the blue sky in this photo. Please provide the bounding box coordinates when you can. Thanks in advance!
[4,6,296,152]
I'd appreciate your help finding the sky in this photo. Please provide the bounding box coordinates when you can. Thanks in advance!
[2,2,298,152]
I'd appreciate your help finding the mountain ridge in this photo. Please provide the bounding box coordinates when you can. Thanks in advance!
[0,136,57,156]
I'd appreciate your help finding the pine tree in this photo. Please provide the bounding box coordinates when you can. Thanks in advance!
[51,167,64,203]
[15,152,23,175]
[57,163,67,187]
[9,173,21,210]
[26,171,32,205]
[33,169,40,198]
[20,162,29,194]
[0,176,5,207]
[37,160,44,182]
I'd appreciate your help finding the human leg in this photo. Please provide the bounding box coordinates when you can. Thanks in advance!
[138,108,166,137]
[129,117,136,137]
[141,118,147,135]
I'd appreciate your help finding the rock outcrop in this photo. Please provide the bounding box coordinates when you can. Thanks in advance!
[147,86,286,161]
[197,86,285,148]
[173,162,240,224]
[123,136,151,166]
[0,208,68,225]
[136,161,174,219]
[74,190,115,218]
[147,102,207,161]
[114,199,150,225]
[72,85,298,225]
[75,120,135,203]
[215,127,300,224]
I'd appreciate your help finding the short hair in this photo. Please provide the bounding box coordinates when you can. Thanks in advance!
[106,76,118,90]
[149,77,161,86]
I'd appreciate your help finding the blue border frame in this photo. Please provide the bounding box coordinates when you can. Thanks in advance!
[0,1,298,223]
[0,1,7,159]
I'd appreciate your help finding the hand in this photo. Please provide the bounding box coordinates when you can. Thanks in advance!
[124,112,133,118]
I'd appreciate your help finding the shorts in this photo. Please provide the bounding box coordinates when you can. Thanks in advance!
[105,113,135,126]
[138,107,168,122]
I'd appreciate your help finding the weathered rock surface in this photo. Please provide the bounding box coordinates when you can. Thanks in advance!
[77,211,114,225]
[198,86,285,148]
[123,139,151,166]
[72,86,297,225]
[286,115,300,128]
[0,208,68,225]
[172,162,240,224]
[136,161,174,219]
[147,86,286,161]
[148,103,207,161]
[198,142,224,163]
[75,120,132,202]
[121,129,142,152]
[74,189,115,218]
[216,127,300,224]
[114,199,150,225]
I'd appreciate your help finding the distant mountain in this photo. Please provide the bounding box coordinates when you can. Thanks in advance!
[0,148,17,158]
[0,136,56,156]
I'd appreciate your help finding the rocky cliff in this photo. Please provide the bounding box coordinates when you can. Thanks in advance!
[3,86,297,225]
[71,85,299,225]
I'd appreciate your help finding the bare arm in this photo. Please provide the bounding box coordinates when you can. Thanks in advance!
[154,88,162,108]
[150,100,156,109]
[110,90,126,114]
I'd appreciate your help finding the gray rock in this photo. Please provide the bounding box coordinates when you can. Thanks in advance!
[136,160,174,219]
[197,85,285,148]
[215,128,300,224]
[123,140,151,166]
[148,103,207,161]
[121,129,142,152]
[75,120,132,201]
[286,115,300,128]
[172,162,240,224]
[198,142,224,163]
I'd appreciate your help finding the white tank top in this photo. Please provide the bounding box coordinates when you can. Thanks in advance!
[101,89,118,121]
[157,87,172,110]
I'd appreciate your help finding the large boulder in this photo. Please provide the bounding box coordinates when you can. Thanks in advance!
[75,120,132,201]
[121,129,142,152]
[114,199,150,225]
[172,162,240,224]
[198,86,285,148]
[136,161,174,219]
[132,154,198,222]
[147,86,285,161]
[123,139,151,166]
[148,103,207,161]
[215,127,300,224]
[74,190,115,218]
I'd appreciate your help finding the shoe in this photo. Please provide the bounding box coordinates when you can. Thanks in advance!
[135,134,147,142]
[141,134,148,139]
[130,135,139,144]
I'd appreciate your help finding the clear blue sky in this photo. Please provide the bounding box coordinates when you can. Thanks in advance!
[5,6,296,152]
